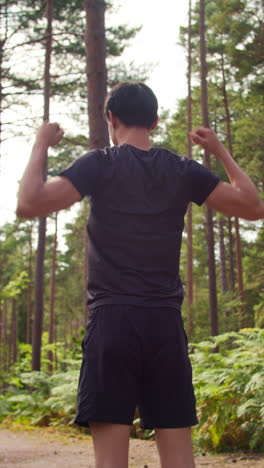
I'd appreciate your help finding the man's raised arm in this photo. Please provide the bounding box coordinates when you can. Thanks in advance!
[16,121,81,219]
[190,127,264,221]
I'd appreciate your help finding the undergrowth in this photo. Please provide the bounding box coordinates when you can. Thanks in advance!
[0,328,263,452]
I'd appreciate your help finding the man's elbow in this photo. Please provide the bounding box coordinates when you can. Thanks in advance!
[16,202,36,219]
[244,200,264,221]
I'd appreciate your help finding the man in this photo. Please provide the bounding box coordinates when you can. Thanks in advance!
[17,82,264,468]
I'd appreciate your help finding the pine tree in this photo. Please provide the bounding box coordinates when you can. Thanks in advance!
[84,0,109,149]
[32,0,54,371]
[186,0,194,337]
[47,213,57,373]
[199,0,218,335]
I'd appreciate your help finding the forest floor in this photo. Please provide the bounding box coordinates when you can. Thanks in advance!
[0,426,264,468]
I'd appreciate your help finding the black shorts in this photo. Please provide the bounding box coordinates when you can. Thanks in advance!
[74,304,198,430]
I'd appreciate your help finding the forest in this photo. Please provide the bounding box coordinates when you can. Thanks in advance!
[0,0,263,455]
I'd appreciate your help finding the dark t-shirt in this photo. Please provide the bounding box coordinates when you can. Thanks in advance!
[59,144,220,310]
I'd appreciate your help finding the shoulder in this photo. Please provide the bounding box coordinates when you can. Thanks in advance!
[155,147,191,171]
[63,148,102,171]
[98,145,119,160]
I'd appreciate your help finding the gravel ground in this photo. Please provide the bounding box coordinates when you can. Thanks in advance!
[0,428,263,468]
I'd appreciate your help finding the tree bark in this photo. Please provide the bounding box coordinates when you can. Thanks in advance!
[84,0,109,326]
[0,3,6,155]
[220,51,245,321]
[227,217,235,291]
[84,0,109,150]
[32,0,53,371]
[186,0,193,338]
[3,299,8,372]
[48,212,58,373]
[54,313,58,371]
[218,217,228,294]
[0,305,3,374]
[199,0,218,336]
[8,301,12,370]
[234,217,245,326]
[26,222,33,344]
[11,298,17,364]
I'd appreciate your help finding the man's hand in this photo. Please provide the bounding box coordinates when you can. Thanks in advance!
[16,121,81,219]
[189,127,264,220]
[35,121,64,148]
[189,127,224,156]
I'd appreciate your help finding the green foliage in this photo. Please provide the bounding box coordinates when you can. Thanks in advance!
[0,367,80,426]
[1,330,263,453]
[191,329,264,452]
[0,271,29,300]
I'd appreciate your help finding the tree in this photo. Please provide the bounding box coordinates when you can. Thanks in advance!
[84,0,109,150]
[186,0,194,337]
[82,0,109,326]
[199,0,218,336]
[218,217,228,295]
[47,213,58,373]
[26,221,34,344]
[32,0,53,371]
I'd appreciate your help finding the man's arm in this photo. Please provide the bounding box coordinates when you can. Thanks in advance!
[16,121,81,219]
[190,127,264,221]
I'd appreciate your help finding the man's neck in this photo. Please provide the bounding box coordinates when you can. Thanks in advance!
[116,126,152,151]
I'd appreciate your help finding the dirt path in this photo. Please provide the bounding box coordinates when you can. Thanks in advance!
[0,429,263,468]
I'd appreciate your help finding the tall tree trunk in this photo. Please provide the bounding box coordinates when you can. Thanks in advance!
[227,217,235,292]
[0,304,3,374]
[0,300,8,390]
[0,303,5,391]
[218,217,228,294]
[32,0,53,371]
[220,51,245,323]
[11,298,17,364]
[8,301,12,369]
[63,315,68,372]
[186,0,193,338]
[234,218,245,326]
[26,223,33,344]
[84,0,109,149]
[199,0,218,336]
[47,212,57,373]
[0,3,6,155]
[54,310,58,371]
[3,299,8,372]
[0,35,3,155]
[84,0,109,325]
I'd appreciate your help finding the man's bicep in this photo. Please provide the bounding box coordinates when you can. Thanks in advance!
[205,181,255,219]
[24,176,82,218]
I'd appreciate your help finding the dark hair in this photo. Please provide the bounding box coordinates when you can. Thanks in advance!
[104,82,158,128]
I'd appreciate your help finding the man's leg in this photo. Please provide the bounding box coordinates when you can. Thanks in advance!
[155,427,196,468]
[89,422,131,468]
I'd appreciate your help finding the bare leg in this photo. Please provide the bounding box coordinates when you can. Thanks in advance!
[155,427,195,468]
[89,422,131,468]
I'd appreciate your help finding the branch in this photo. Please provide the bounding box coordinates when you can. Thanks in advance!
[5,31,84,51]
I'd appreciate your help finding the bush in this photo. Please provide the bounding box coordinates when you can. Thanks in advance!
[0,369,80,426]
[191,328,264,452]
[0,329,263,452]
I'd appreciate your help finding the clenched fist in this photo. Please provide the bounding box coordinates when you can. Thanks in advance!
[189,127,224,156]
[35,120,64,148]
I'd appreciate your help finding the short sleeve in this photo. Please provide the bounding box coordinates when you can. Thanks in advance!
[187,159,220,206]
[58,149,101,199]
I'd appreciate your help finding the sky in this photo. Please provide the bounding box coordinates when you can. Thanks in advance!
[0,0,190,228]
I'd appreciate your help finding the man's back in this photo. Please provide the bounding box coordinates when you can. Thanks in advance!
[60,144,220,310]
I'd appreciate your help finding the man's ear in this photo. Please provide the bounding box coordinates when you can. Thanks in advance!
[150,117,159,131]
[108,110,119,129]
